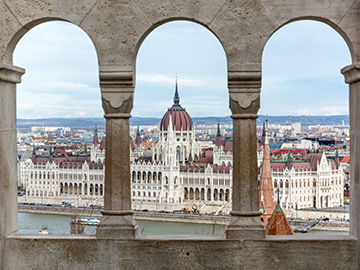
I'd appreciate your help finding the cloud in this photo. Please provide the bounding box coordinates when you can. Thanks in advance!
[137,73,206,87]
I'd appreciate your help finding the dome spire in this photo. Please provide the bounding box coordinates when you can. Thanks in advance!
[174,75,180,105]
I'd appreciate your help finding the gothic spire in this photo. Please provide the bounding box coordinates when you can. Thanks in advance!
[216,121,222,148]
[173,76,180,105]
[93,122,99,146]
[135,123,141,146]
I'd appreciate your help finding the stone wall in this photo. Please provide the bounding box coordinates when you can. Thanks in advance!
[1,0,360,269]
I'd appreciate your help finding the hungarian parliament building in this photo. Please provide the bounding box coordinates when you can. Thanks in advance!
[18,84,344,212]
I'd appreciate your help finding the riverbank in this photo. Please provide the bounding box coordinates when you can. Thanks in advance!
[18,205,350,230]
[18,205,229,225]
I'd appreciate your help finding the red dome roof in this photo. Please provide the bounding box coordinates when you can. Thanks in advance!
[160,80,193,131]
[160,105,193,131]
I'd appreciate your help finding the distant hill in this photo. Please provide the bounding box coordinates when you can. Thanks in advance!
[16,115,349,129]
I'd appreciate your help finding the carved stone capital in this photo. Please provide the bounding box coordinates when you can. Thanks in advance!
[101,90,134,116]
[100,66,134,116]
[229,91,260,115]
[0,64,25,84]
[228,70,261,115]
[341,63,360,84]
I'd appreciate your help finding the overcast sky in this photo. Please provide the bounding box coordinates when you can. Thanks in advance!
[13,20,351,119]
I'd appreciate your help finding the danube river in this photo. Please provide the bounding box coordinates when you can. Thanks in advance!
[18,212,348,236]
[18,212,226,235]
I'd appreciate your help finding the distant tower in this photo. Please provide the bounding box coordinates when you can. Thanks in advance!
[93,122,99,146]
[216,121,222,148]
[135,123,141,146]
[285,149,292,170]
[259,135,276,227]
[335,146,340,169]
[261,121,266,146]
[343,132,347,150]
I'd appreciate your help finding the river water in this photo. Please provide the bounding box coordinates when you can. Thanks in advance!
[18,212,226,235]
[18,212,348,236]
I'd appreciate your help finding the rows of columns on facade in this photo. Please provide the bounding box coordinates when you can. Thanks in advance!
[184,187,230,202]
[59,182,103,196]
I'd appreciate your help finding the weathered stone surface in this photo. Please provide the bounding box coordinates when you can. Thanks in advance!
[133,0,226,27]
[80,0,152,67]
[4,236,357,269]
[5,0,97,26]
[243,236,358,270]
[0,0,360,268]
[209,0,275,72]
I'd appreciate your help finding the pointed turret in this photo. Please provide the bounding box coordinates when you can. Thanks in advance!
[266,189,294,235]
[259,139,276,227]
[135,123,141,146]
[93,122,99,146]
[216,121,222,148]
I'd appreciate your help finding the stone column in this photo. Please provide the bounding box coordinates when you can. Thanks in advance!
[341,64,360,244]
[226,71,265,239]
[0,65,25,266]
[96,66,138,239]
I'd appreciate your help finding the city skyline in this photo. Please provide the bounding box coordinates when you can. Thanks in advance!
[13,20,351,119]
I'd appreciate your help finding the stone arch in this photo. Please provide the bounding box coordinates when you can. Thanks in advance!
[200,188,205,200]
[5,18,101,65]
[265,18,355,63]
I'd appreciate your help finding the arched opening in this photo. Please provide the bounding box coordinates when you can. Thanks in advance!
[189,188,194,200]
[200,188,205,200]
[195,188,199,200]
[225,189,230,202]
[84,183,88,196]
[184,187,188,199]
[213,189,218,201]
[132,171,136,183]
[219,189,224,201]
[207,188,211,201]
[262,19,351,233]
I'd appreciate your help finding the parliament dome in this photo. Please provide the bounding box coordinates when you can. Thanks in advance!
[160,82,193,131]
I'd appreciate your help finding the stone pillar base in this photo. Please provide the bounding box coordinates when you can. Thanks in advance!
[226,211,265,240]
[96,210,138,239]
